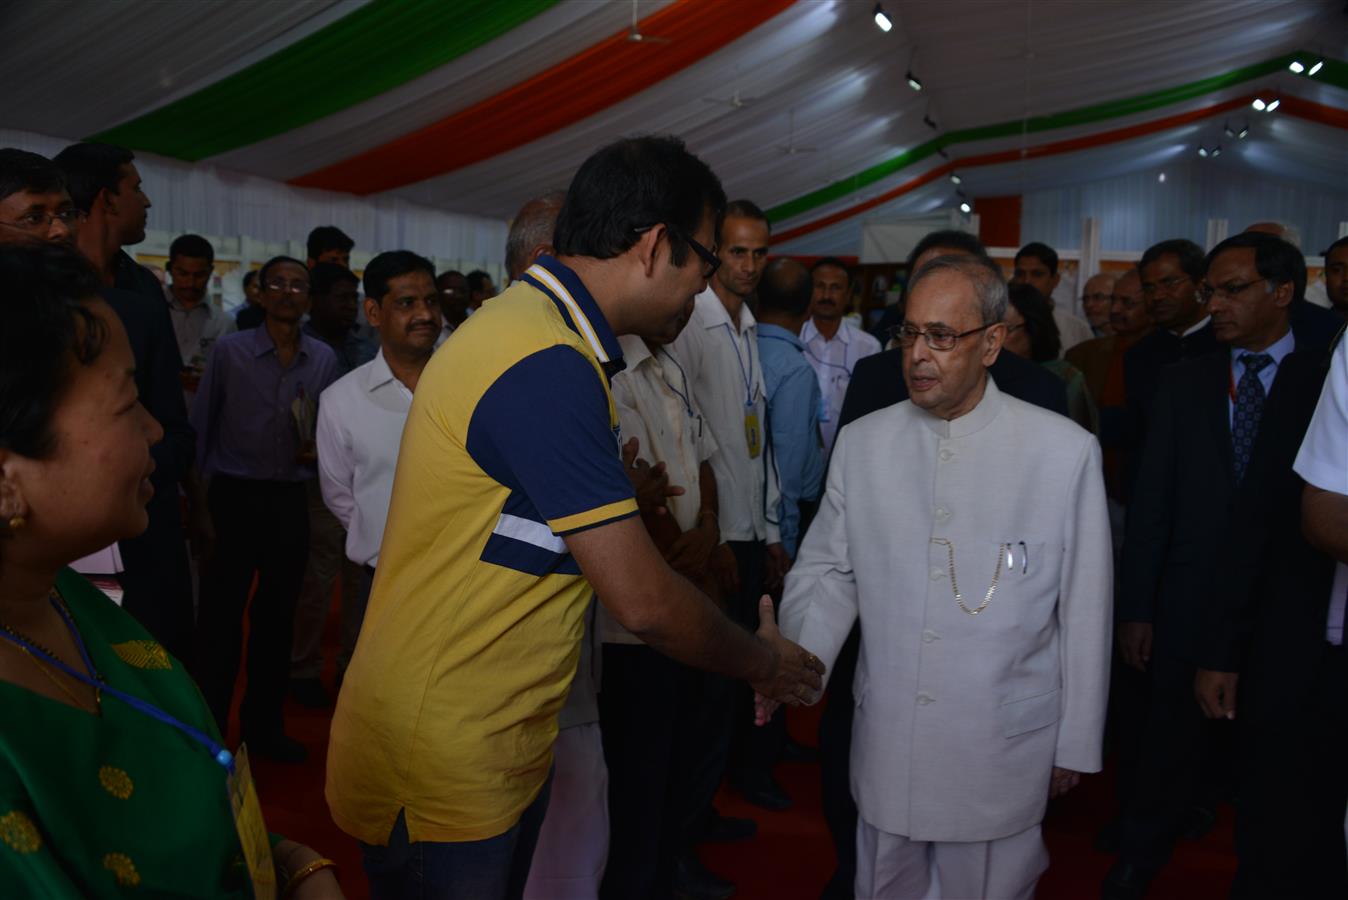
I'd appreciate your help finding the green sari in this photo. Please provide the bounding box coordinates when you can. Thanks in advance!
[0,569,260,897]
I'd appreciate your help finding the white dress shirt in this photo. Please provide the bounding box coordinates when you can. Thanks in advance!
[604,334,718,644]
[315,349,415,567]
[667,287,780,544]
[166,288,236,374]
[800,318,882,452]
[1293,334,1348,644]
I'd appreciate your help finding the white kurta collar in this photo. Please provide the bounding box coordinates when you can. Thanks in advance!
[915,374,1005,439]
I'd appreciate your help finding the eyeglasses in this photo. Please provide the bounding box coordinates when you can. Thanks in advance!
[264,279,310,295]
[1140,275,1192,296]
[670,228,721,279]
[1198,278,1267,304]
[0,209,81,232]
[894,322,994,351]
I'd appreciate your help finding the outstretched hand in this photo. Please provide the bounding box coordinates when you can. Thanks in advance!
[748,595,825,724]
[622,437,684,516]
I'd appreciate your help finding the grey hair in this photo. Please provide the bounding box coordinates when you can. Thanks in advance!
[505,190,567,279]
[910,253,1008,325]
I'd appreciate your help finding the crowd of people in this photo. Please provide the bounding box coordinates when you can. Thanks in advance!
[0,134,1345,900]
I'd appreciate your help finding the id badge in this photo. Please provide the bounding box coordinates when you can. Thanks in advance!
[744,408,762,459]
[227,746,277,900]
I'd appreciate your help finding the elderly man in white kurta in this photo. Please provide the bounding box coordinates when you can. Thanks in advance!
[780,254,1113,899]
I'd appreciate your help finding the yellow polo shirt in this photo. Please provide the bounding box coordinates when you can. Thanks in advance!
[326,256,637,844]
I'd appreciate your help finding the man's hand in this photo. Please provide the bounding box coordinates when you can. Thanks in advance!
[1117,621,1153,672]
[764,542,792,593]
[749,595,825,710]
[1195,669,1238,720]
[622,437,684,516]
[710,542,740,597]
[667,522,718,581]
[1049,767,1081,799]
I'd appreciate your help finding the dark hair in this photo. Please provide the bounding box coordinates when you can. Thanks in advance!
[907,231,988,272]
[724,199,770,236]
[310,261,359,297]
[757,260,812,316]
[242,270,257,289]
[1322,236,1348,259]
[364,250,435,302]
[52,142,134,213]
[553,135,726,267]
[436,269,465,288]
[0,149,66,203]
[257,255,308,287]
[810,256,853,280]
[168,234,214,267]
[1206,231,1307,303]
[306,226,354,261]
[0,243,108,459]
[1140,238,1205,283]
[1015,241,1059,277]
[506,192,565,280]
[466,270,492,294]
[1007,282,1061,362]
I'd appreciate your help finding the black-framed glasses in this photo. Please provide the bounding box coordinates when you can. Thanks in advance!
[670,227,721,279]
[894,322,995,351]
[1198,277,1268,305]
[0,209,81,232]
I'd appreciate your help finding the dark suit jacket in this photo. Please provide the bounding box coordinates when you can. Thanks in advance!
[838,347,1070,431]
[1120,308,1341,662]
[99,286,196,659]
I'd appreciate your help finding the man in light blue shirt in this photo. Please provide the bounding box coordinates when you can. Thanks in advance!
[756,259,825,558]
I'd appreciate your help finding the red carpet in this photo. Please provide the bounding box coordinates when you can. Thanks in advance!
[244,606,1237,898]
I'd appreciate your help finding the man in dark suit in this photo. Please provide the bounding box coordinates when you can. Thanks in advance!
[1105,232,1343,898]
[818,234,1069,899]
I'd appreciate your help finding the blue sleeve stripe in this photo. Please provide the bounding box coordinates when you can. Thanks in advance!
[480,532,581,577]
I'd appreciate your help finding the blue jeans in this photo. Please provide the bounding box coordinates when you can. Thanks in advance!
[361,772,554,900]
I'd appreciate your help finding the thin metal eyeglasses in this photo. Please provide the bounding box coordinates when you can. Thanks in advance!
[894,322,995,351]
[0,209,81,232]
[264,279,310,295]
[1198,278,1267,304]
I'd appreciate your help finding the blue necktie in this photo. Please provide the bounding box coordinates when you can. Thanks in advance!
[1231,353,1273,483]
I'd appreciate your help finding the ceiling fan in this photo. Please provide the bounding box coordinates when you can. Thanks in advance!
[703,90,758,109]
[626,0,672,44]
[776,109,818,155]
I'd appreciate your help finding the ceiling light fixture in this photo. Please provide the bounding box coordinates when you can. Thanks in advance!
[906,70,923,91]
[1266,97,1281,112]
[1251,97,1267,111]
[959,200,972,215]
[1211,144,1222,158]
[1289,60,1306,74]
[950,173,962,185]
[1158,172,1167,183]
[1308,59,1324,76]
[1197,145,1209,158]
[873,4,892,32]
[923,114,938,129]
[1237,122,1249,139]
[1223,121,1235,138]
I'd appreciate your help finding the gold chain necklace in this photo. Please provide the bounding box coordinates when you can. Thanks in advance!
[0,590,102,713]
[931,538,1008,616]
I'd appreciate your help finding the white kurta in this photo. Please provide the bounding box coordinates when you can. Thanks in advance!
[781,377,1113,842]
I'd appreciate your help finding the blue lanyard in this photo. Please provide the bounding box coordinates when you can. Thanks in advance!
[720,323,759,406]
[0,598,235,773]
[656,348,704,439]
[802,341,854,378]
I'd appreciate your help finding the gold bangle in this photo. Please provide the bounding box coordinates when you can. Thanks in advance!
[283,858,337,898]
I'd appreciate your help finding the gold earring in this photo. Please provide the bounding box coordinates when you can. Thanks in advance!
[6,515,25,532]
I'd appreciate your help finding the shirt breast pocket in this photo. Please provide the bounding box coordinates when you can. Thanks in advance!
[947,540,1060,626]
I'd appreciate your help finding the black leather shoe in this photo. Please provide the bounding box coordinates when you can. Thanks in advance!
[290,677,331,708]
[699,812,757,843]
[673,853,735,900]
[246,733,308,764]
[1101,861,1156,900]
[780,737,820,764]
[1179,805,1217,841]
[730,772,792,811]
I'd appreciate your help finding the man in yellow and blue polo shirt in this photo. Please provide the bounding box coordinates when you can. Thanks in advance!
[327,135,825,899]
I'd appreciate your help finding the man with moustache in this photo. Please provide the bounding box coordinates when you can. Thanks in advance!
[163,233,236,399]
[314,251,441,696]
[801,257,881,454]
[780,253,1112,899]
[1080,272,1118,337]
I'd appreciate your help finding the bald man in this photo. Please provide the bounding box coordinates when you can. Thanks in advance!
[1081,272,1118,337]
[506,191,566,284]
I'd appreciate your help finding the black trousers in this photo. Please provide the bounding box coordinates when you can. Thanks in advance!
[1117,652,1234,872]
[1231,643,1348,898]
[193,476,308,740]
[725,539,784,780]
[118,483,195,666]
[817,625,860,899]
[599,644,682,900]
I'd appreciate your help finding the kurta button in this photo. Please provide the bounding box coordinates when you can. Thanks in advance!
[929,568,944,581]
[934,506,950,521]
[917,693,934,705]
[939,449,953,462]
[922,629,939,643]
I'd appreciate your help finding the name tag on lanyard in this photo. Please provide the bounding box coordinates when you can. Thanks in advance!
[744,404,762,459]
[227,746,277,900]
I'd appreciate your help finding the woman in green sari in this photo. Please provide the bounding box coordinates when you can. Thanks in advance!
[0,243,343,898]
